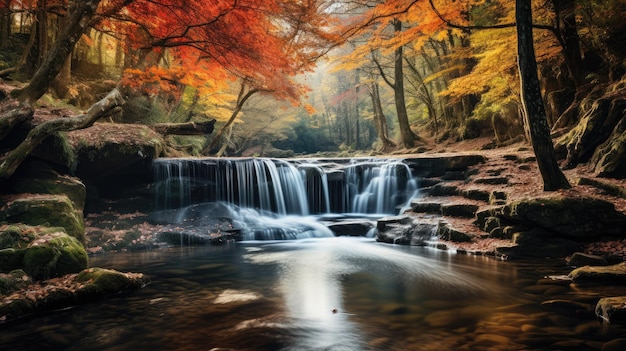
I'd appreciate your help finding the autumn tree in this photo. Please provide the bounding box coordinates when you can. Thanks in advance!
[0,0,339,179]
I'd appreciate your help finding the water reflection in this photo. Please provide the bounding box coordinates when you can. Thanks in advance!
[2,238,626,351]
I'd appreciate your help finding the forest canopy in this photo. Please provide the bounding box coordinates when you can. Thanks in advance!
[0,0,625,179]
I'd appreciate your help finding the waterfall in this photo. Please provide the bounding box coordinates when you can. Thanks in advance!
[152,157,418,240]
[153,157,418,216]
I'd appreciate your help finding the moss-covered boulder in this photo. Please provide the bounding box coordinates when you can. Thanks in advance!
[66,123,166,197]
[1,194,85,241]
[0,268,149,323]
[11,171,86,210]
[500,195,626,240]
[0,224,69,273]
[23,232,88,280]
[0,269,31,295]
[75,267,149,298]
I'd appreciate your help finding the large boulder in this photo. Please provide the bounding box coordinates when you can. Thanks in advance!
[1,194,85,241]
[23,232,88,280]
[10,170,86,210]
[500,195,626,240]
[65,123,166,197]
[0,225,88,279]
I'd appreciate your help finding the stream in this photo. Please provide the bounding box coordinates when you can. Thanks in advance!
[3,237,626,350]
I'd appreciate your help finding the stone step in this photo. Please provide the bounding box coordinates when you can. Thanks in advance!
[410,197,483,218]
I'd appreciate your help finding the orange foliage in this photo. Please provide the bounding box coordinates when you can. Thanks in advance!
[96,0,339,103]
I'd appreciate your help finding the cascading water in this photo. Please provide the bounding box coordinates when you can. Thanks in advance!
[152,157,418,240]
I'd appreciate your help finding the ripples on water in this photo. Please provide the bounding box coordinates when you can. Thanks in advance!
[2,237,626,351]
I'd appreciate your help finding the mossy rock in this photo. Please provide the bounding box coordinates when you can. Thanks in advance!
[0,269,31,295]
[0,298,36,322]
[23,232,88,280]
[2,194,85,241]
[0,224,71,273]
[0,224,64,249]
[76,268,149,296]
[12,171,86,210]
[0,248,24,273]
[501,195,626,240]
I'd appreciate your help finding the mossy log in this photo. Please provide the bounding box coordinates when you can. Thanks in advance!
[0,89,124,180]
[151,119,216,136]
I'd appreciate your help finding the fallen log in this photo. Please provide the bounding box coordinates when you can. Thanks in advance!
[150,120,216,136]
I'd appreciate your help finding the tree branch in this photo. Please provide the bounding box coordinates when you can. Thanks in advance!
[0,89,124,180]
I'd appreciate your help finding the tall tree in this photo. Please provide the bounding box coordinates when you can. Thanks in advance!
[516,0,570,190]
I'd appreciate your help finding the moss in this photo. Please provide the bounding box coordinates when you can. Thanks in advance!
[76,267,148,294]
[0,248,24,273]
[0,298,36,321]
[0,224,37,249]
[23,233,88,280]
[12,172,86,210]
[4,195,85,241]
[0,269,31,295]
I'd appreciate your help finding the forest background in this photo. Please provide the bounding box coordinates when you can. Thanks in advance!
[0,0,625,184]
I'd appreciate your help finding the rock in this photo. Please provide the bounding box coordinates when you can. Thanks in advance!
[404,154,485,177]
[327,221,374,236]
[0,267,149,323]
[75,267,150,297]
[461,189,491,202]
[11,170,87,210]
[501,195,626,240]
[596,297,626,324]
[66,123,166,198]
[489,191,507,205]
[483,217,501,233]
[0,269,31,295]
[569,262,626,283]
[566,252,609,267]
[437,222,473,242]
[409,201,441,214]
[1,194,85,241]
[426,183,459,196]
[474,176,509,185]
[513,228,582,258]
[375,216,436,245]
[157,228,242,245]
[23,232,88,280]
[440,203,478,218]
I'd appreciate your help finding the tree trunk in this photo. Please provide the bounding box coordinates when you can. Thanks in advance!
[393,19,419,148]
[516,0,571,191]
[203,82,259,155]
[369,81,395,151]
[0,89,124,179]
[11,0,102,106]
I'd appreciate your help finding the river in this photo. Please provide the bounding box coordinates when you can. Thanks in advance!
[3,237,626,350]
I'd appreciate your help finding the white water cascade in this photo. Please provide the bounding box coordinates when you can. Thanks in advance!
[152,157,418,240]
